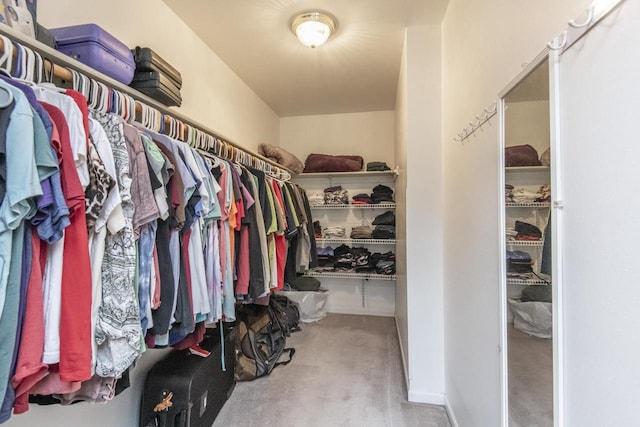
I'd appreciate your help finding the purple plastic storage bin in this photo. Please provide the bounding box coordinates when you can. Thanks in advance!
[50,23,135,85]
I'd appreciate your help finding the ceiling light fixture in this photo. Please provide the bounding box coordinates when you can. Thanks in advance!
[291,11,337,48]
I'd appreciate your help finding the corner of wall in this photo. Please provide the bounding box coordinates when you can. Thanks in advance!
[445,396,460,427]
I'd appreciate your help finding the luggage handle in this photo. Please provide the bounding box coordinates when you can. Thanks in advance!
[275,348,296,367]
[175,409,187,427]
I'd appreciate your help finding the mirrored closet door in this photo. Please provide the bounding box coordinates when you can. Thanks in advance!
[500,56,553,427]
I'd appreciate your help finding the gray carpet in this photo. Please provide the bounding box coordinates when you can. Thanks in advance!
[213,314,451,427]
[508,325,553,427]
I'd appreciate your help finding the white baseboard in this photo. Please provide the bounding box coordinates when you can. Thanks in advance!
[325,308,394,317]
[394,317,410,393]
[407,390,446,405]
[445,396,460,427]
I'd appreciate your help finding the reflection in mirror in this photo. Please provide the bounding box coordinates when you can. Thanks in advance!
[503,58,553,427]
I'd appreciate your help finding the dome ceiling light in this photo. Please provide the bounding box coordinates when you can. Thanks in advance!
[291,11,337,48]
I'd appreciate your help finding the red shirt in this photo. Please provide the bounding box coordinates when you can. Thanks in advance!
[41,103,92,383]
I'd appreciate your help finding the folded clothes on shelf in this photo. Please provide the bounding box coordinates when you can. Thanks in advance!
[366,161,391,171]
[515,220,542,240]
[313,220,322,238]
[372,224,395,239]
[371,184,394,204]
[308,192,325,205]
[352,193,373,204]
[505,184,551,204]
[372,210,395,226]
[323,226,346,238]
[312,245,396,275]
[350,225,373,239]
[324,185,349,205]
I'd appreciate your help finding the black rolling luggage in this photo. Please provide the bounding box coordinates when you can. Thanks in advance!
[140,325,235,427]
[131,71,183,107]
[132,47,182,88]
[131,47,183,107]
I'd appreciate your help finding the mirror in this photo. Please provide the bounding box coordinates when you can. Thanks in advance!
[502,57,553,427]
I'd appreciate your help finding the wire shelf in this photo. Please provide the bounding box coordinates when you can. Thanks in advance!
[306,271,396,281]
[295,170,397,178]
[505,240,544,247]
[505,202,550,208]
[505,166,550,173]
[507,278,552,285]
[316,238,396,245]
[310,203,396,210]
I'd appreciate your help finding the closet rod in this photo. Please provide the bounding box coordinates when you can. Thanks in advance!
[0,23,293,178]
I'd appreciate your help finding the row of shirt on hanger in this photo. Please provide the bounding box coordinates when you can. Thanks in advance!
[0,75,316,420]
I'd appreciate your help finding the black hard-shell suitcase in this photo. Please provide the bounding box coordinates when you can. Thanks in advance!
[131,71,182,107]
[132,46,182,89]
[139,325,235,427]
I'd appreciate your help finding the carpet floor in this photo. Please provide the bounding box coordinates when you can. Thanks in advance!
[508,325,553,427]
[213,314,451,427]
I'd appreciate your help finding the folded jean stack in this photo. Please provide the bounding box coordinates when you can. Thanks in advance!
[371,184,394,204]
[372,210,395,239]
[366,161,391,171]
[324,186,349,205]
[350,225,373,239]
[312,245,396,275]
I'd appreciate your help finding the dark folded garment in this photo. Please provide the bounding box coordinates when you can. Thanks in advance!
[515,220,542,239]
[333,244,352,258]
[352,193,373,204]
[372,184,394,194]
[371,251,395,264]
[375,260,396,275]
[372,211,395,226]
[372,225,395,239]
[324,185,343,193]
[366,161,391,171]
[317,255,335,267]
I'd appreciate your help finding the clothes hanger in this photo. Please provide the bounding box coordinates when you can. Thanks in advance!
[0,35,14,108]
[11,42,22,78]
[159,112,165,134]
[0,35,12,74]
[99,82,110,113]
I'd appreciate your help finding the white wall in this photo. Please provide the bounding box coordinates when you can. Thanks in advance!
[279,111,395,168]
[4,350,170,427]
[395,25,445,405]
[441,0,594,425]
[38,0,280,152]
[557,2,640,425]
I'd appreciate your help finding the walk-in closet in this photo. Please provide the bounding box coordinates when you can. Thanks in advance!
[0,1,638,426]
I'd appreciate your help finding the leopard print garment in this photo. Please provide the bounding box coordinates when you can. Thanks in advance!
[85,137,115,232]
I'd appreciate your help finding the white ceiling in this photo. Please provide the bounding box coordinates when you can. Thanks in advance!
[162,0,449,117]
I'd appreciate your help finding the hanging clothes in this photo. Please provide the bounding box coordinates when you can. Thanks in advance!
[0,64,313,422]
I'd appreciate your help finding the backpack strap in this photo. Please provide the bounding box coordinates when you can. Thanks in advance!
[275,348,296,367]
